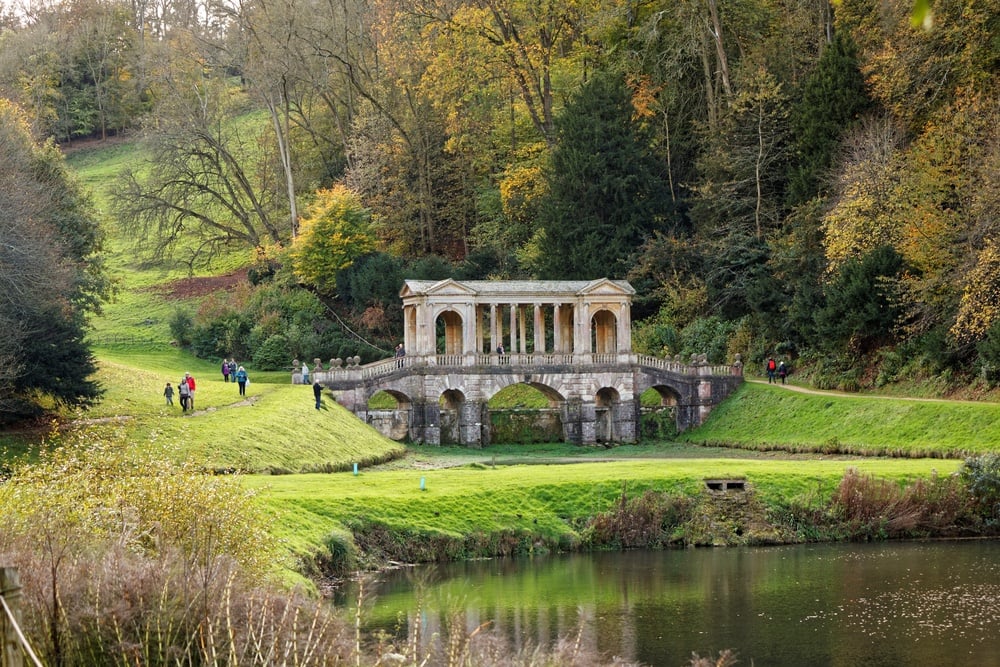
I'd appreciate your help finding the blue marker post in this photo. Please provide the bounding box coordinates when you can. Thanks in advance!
[420,476,426,491]
[353,463,359,476]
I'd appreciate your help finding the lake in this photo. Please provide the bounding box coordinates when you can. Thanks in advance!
[337,540,1000,665]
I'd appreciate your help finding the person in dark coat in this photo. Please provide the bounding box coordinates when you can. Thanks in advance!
[313,379,323,410]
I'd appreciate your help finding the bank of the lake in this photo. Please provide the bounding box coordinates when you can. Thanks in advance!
[248,456,973,575]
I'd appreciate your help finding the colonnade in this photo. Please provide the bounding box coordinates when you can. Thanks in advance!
[400,278,635,358]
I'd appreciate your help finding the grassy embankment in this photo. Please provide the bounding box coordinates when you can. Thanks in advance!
[42,137,1000,576]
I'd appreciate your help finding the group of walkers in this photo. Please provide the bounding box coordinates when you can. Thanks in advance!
[163,372,197,411]
[765,357,789,384]
[223,359,250,396]
[162,360,250,412]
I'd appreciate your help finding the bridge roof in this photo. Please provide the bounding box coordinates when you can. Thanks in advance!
[401,278,635,299]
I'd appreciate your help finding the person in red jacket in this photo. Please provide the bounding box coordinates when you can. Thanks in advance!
[184,372,197,409]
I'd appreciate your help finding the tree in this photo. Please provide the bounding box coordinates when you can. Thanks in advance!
[290,185,376,294]
[535,70,672,279]
[112,76,289,266]
[691,66,790,317]
[787,31,871,205]
[814,245,905,354]
[0,100,107,419]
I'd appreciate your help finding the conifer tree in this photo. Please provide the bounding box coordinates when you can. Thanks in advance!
[787,32,871,205]
[536,71,672,280]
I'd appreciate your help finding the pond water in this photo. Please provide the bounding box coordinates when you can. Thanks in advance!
[337,540,1000,666]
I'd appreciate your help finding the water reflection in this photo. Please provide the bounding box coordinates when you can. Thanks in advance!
[338,541,1000,665]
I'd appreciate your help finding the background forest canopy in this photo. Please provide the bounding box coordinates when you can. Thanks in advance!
[1,0,998,401]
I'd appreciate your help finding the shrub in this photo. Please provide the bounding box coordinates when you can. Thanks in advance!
[0,427,317,666]
[584,488,693,549]
[679,316,737,363]
[829,468,973,539]
[961,453,1000,525]
[254,333,292,370]
[169,308,193,346]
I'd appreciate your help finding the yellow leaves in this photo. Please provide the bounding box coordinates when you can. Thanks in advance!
[290,185,375,294]
[0,429,282,578]
[499,164,546,224]
[822,190,900,269]
[951,242,1000,343]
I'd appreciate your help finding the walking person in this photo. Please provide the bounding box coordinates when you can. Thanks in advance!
[184,372,196,409]
[301,362,310,385]
[164,382,174,406]
[235,365,248,397]
[178,377,191,411]
[395,343,406,368]
[778,361,788,385]
[313,379,323,410]
[766,357,777,384]
[222,359,231,382]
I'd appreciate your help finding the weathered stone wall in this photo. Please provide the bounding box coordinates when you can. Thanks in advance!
[323,357,742,446]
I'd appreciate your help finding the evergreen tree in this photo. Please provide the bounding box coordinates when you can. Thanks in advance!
[0,101,107,420]
[813,245,905,354]
[787,32,872,206]
[536,71,672,279]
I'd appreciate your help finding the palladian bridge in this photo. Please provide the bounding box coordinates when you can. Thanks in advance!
[296,279,744,446]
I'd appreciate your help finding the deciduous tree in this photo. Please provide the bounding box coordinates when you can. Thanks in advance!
[290,185,375,294]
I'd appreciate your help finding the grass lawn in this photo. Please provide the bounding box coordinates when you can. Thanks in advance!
[245,457,961,559]
[681,381,1000,457]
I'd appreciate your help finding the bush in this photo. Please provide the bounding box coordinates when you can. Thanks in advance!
[679,316,737,363]
[977,321,1000,386]
[253,334,292,370]
[829,468,973,539]
[584,488,693,549]
[960,454,1000,525]
[169,308,193,346]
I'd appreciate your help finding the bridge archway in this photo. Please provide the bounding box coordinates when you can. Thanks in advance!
[487,382,565,443]
[439,388,466,444]
[591,310,618,354]
[595,387,621,443]
[641,385,681,440]
[366,389,412,441]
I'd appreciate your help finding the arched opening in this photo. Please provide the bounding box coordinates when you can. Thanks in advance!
[595,387,620,443]
[366,390,412,441]
[438,388,466,444]
[640,385,679,440]
[487,382,564,443]
[435,310,464,355]
[591,310,618,355]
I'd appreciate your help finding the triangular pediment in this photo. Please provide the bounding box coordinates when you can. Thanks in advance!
[419,278,478,296]
[577,278,635,297]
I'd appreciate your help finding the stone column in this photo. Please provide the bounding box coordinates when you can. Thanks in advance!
[463,301,476,355]
[476,305,486,354]
[618,303,631,353]
[418,302,433,356]
[490,304,498,353]
[553,304,562,353]
[519,305,528,354]
[533,304,545,354]
[509,304,517,353]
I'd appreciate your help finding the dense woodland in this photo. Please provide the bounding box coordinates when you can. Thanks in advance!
[0,0,998,417]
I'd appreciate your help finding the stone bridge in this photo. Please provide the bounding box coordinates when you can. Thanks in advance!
[302,352,743,446]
